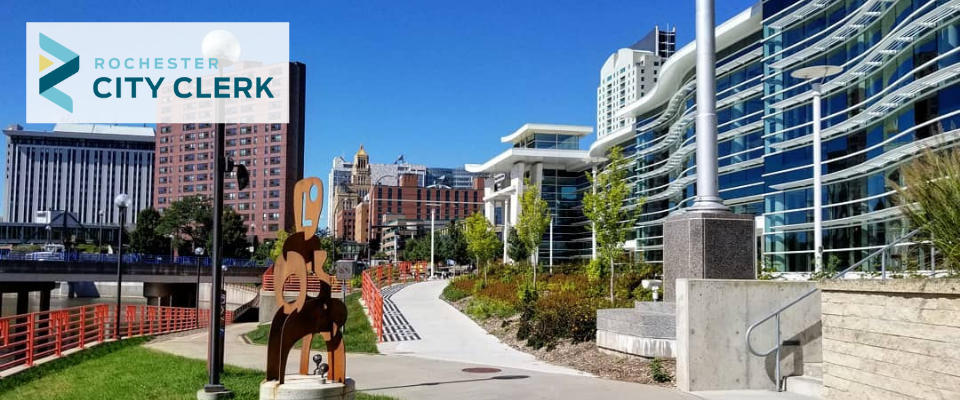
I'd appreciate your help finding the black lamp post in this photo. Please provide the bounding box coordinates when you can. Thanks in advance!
[113,193,131,338]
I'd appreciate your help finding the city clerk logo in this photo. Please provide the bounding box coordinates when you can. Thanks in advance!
[38,33,79,112]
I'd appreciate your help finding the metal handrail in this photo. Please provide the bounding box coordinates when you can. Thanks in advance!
[744,227,926,391]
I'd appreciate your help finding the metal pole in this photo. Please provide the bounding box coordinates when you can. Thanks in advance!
[115,209,125,338]
[549,217,553,274]
[689,0,729,212]
[502,201,509,263]
[430,207,435,279]
[206,68,227,392]
[196,255,202,326]
[812,83,824,273]
[591,166,597,259]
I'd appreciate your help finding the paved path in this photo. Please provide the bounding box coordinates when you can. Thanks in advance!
[377,280,587,376]
[147,323,697,400]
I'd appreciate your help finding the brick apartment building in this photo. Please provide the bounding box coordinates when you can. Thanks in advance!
[352,173,485,248]
[154,61,306,241]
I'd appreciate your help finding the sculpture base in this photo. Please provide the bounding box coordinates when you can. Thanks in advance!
[260,376,355,400]
[662,212,756,301]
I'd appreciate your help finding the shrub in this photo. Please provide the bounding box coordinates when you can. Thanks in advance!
[465,297,516,320]
[522,291,610,349]
[614,271,645,301]
[442,275,477,302]
[650,358,671,383]
[475,281,519,305]
[586,258,605,281]
[897,148,960,272]
[350,275,363,290]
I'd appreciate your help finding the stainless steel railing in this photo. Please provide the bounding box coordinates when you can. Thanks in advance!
[745,228,924,391]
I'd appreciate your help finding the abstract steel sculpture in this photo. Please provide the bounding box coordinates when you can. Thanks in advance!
[266,177,348,384]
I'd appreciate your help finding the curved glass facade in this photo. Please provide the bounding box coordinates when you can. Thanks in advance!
[613,0,960,272]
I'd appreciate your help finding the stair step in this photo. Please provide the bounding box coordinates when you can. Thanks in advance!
[784,375,823,399]
[804,363,823,379]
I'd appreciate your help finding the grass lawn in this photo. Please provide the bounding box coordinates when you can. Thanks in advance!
[246,293,379,354]
[0,336,395,400]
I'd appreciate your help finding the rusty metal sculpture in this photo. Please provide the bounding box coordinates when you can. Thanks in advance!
[266,177,347,384]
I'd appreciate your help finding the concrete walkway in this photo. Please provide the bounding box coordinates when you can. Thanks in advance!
[377,280,586,376]
[147,322,697,400]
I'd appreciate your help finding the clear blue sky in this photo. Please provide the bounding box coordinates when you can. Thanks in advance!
[2,0,755,228]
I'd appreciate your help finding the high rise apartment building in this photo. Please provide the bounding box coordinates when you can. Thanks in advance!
[598,27,676,138]
[153,61,306,240]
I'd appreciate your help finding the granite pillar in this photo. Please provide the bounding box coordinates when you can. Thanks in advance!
[663,212,755,301]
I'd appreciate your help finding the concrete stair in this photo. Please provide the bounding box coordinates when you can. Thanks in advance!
[784,363,823,399]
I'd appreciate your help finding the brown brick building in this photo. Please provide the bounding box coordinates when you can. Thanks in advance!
[352,173,485,248]
[153,61,306,240]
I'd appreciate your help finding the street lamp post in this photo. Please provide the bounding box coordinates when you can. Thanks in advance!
[430,207,435,279]
[113,193,131,339]
[98,210,104,255]
[549,217,554,274]
[201,29,240,398]
[194,247,204,327]
[791,65,843,273]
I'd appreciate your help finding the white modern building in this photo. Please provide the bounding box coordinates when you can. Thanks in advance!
[466,123,593,263]
[3,123,155,227]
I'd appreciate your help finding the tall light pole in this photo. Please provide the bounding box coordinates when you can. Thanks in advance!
[689,0,729,213]
[113,193,130,338]
[97,210,104,253]
[430,206,436,279]
[549,217,554,274]
[201,29,239,398]
[194,246,204,326]
[791,65,843,273]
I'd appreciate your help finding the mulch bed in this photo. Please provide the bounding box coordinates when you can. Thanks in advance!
[447,297,676,387]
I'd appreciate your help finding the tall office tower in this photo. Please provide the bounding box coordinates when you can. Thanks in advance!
[3,123,155,228]
[153,61,306,240]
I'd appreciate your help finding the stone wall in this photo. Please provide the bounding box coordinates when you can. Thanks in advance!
[820,279,960,400]
[676,279,821,392]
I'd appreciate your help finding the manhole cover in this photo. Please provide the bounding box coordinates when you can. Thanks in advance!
[462,367,502,374]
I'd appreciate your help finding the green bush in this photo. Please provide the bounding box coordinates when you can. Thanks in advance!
[521,291,610,349]
[586,258,605,281]
[465,297,516,320]
[614,271,645,301]
[350,275,363,289]
[441,284,471,302]
[650,358,671,383]
[475,280,519,304]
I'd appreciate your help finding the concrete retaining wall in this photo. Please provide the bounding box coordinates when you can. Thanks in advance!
[820,279,960,400]
[676,279,821,392]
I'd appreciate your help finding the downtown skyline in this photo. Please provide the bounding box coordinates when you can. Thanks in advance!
[0,0,755,228]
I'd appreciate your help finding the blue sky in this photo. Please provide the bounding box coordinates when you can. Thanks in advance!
[2,0,755,228]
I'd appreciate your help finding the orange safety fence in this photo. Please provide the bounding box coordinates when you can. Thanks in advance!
[261,265,353,293]
[361,261,429,342]
[0,304,234,375]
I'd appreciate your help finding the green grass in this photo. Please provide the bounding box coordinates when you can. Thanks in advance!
[246,293,379,354]
[0,336,395,400]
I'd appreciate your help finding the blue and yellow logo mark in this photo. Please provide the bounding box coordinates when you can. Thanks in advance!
[39,33,79,112]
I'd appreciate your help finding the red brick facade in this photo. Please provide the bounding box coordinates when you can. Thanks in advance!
[364,174,485,243]
[153,62,306,240]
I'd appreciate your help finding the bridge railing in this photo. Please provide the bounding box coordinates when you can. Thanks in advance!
[360,261,428,342]
[0,251,273,268]
[0,304,233,375]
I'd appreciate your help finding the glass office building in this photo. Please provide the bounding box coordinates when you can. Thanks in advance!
[590,0,960,272]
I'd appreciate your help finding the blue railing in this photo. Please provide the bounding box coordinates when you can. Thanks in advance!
[0,250,272,268]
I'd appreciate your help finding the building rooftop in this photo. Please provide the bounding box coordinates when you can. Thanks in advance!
[3,123,155,143]
[500,123,593,145]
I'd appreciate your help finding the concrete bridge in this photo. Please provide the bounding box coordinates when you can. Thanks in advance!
[0,257,268,316]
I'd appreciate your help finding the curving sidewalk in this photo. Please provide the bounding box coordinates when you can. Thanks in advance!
[377,280,587,376]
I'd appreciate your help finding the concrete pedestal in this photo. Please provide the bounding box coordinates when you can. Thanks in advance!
[260,376,355,400]
[663,212,755,302]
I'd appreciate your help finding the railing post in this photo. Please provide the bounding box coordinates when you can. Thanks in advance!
[79,306,86,349]
[55,311,63,357]
[26,313,35,367]
[140,306,145,336]
[775,313,781,392]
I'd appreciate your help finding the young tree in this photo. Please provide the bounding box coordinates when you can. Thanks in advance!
[220,208,250,258]
[438,219,470,265]
[464,212,499,283]
[516,178,550,286]
[130,208,169,255]
[506,227,529,264]
[269,230,290,261]
[583,146,640,301]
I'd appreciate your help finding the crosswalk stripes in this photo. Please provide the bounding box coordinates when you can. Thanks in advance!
[379,284,422,342]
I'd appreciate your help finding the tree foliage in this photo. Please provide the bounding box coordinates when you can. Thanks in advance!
[438,219,470,265]
[129,208,169,255]
[464,212,500,282]
[516,179,551,266]
[157,195,251,258]
[507,227,529,263]
[583,146,640,300]
[400,235,430,262]
[896,148,960,271]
